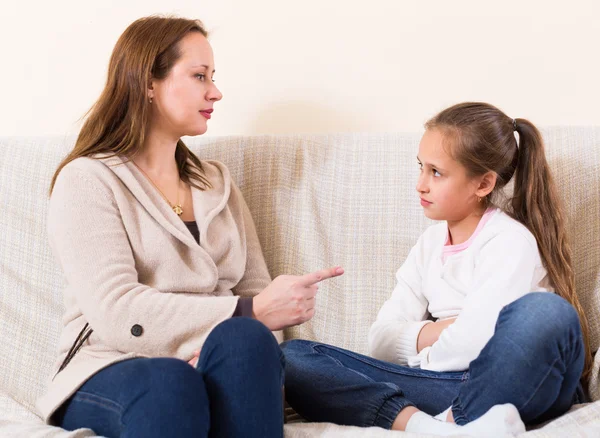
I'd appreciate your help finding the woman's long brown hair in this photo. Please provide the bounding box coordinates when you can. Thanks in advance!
[426,102,592,384]
[50,16,212,194]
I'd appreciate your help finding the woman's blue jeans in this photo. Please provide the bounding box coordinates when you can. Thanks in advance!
[282,293,586,428]
[54,317,285,438]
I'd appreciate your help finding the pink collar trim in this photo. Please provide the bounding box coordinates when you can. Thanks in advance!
[442,208,498,261]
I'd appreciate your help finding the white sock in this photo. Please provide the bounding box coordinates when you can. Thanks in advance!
[434,406,452,421]
[405,404,526,437]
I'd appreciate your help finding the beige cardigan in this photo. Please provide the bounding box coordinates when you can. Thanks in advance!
[36,155,274,423]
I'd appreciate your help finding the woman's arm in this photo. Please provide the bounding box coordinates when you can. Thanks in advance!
[228,182,283,342]
[228,180,343,339]
[229,182,272,299]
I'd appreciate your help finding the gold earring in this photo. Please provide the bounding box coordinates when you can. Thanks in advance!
[477,196,482,203]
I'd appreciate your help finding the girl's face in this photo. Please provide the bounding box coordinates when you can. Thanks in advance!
[416,129,484,222]
[148,32,223,138]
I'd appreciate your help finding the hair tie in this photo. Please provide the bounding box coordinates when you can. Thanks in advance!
[512,119,517,131]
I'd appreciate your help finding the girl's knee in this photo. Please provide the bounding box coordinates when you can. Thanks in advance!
[280,339,316,357]
[505,292,578,321]
[499,293,582,341]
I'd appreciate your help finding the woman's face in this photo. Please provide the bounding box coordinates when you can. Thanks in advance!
[149,32,223,138]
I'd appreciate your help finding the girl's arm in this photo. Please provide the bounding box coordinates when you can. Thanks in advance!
[415,231,539,371]
[368,241,431,364]
[417,317,456,352]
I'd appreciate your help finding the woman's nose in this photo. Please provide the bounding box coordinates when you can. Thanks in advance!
[208,82,223,102]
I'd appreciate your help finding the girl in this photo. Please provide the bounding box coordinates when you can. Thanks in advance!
[37,16,343,438]
[282,102,591,437]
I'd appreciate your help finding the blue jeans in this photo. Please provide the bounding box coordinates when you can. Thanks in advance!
[54,317,285,438]
[281,293,585,428]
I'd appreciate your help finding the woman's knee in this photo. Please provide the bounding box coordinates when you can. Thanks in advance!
[204,317,283,365]
[123,359,210,436]
[56,358,209,436]
[142,358,208,401]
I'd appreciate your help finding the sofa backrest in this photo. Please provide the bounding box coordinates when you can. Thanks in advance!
[1,129,599,416]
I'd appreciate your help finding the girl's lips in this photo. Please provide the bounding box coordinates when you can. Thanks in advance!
[199,110,212,119]
[420,198,432,207]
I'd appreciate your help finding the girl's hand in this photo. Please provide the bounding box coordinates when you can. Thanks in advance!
[253,267,344,331]
[417,318,456,352]
[188,350,200,368]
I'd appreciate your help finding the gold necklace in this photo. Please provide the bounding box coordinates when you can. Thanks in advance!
[132,161,184,216]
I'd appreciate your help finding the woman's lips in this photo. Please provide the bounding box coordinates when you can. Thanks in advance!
[420,198,432,207]
[199,109,213,119]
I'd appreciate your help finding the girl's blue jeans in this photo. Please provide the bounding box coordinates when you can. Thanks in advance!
[281,293,586,428]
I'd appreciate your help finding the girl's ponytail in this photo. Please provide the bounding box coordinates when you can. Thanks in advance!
[512,118,592,383]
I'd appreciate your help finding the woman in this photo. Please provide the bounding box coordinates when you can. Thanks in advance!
[37,15,343,438]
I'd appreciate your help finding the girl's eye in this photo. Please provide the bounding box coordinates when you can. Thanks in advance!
[433,169,441,177]
[195,74,206,81]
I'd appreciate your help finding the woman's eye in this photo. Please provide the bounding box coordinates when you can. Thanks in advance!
[195,74,206,81]
[433,169,441,177]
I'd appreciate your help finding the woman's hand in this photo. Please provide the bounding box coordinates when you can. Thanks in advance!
[188,350,200,368]
[417,317,456,353]
[253,267,344,331]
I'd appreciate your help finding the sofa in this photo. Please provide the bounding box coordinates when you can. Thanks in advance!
[1,129,600,437]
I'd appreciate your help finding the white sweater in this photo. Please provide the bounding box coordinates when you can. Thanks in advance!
[368,209,551,372]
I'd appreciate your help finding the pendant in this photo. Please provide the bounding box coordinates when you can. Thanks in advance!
[173,205,184,216]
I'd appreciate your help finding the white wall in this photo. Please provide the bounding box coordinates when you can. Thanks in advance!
[2,0,599,137]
